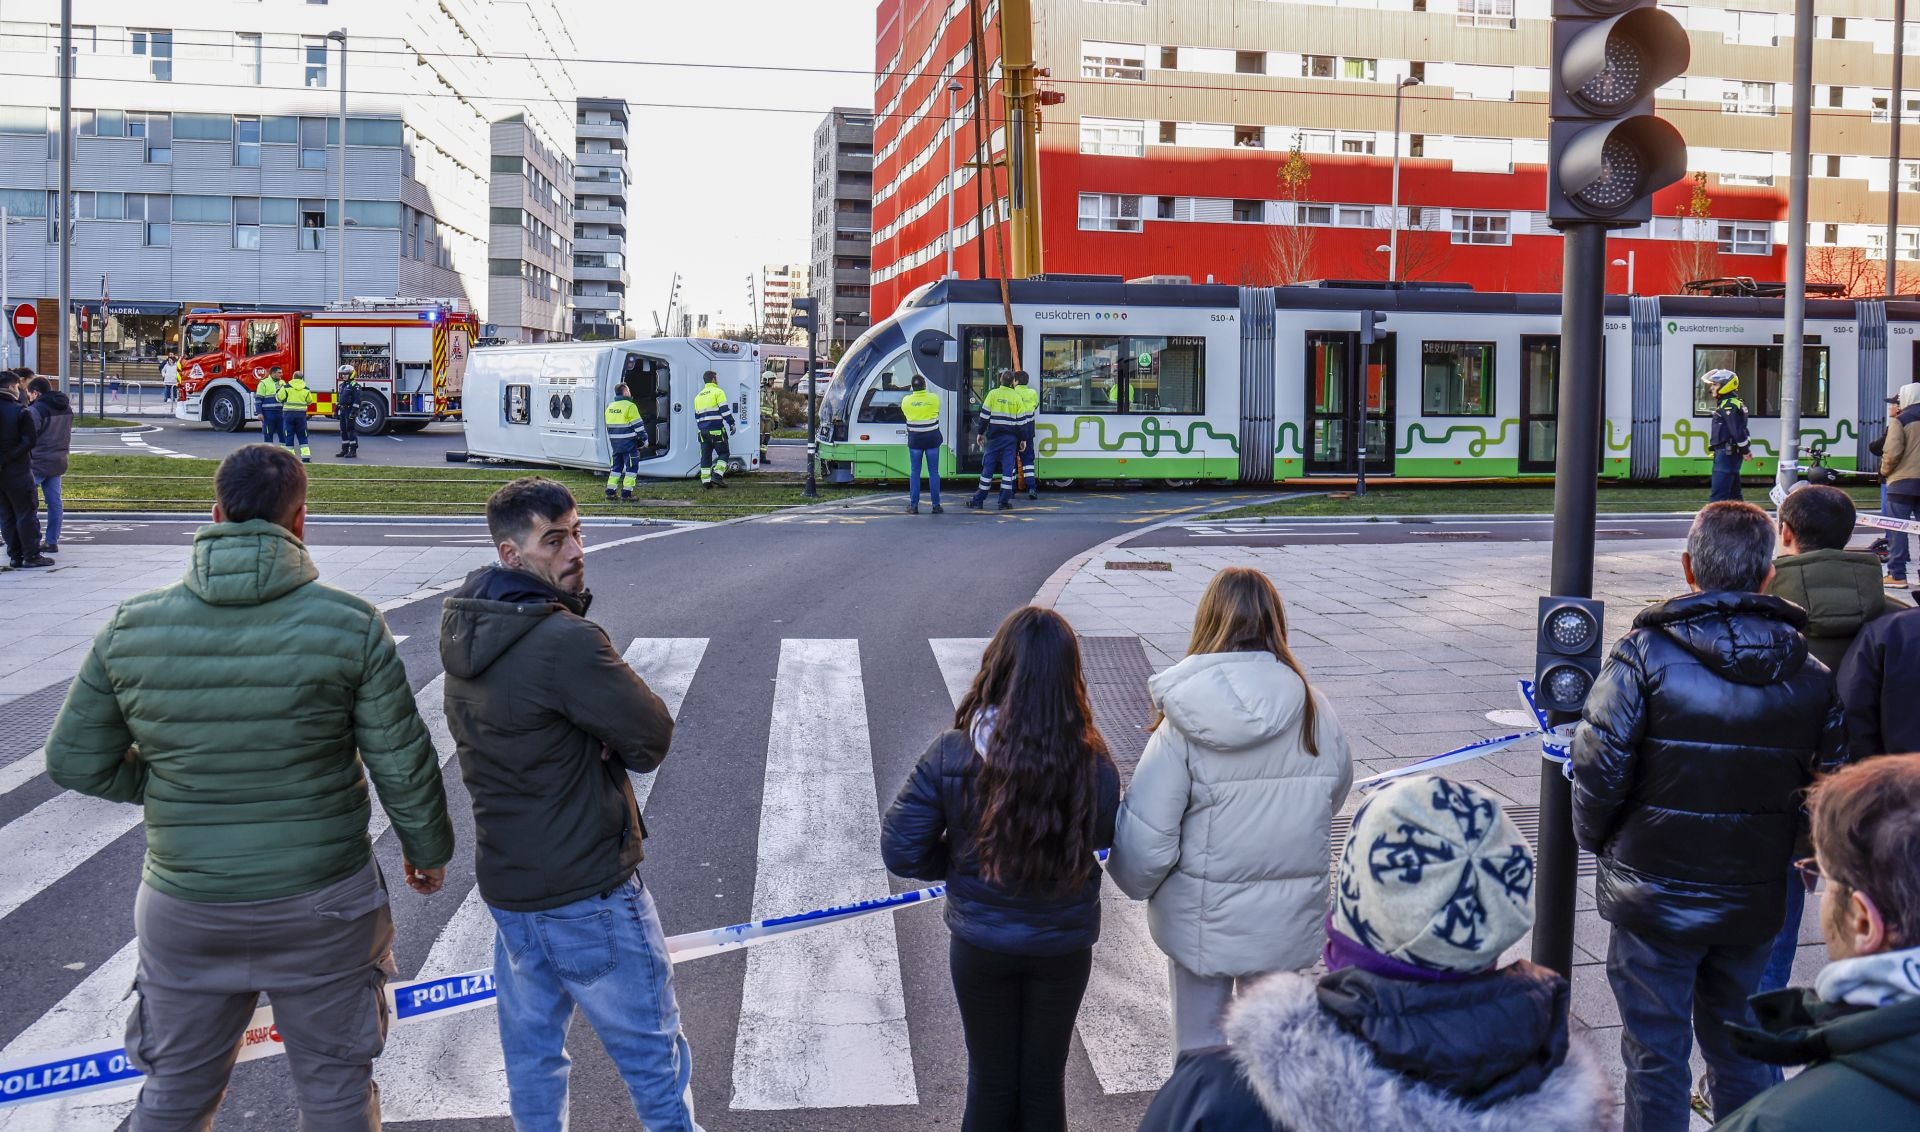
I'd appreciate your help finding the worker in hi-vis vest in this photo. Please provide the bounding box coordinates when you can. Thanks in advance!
[968,370,1024,511]
[276,372,317,464]
[901,374,943,515]
[1012,370,1039,500]
[692,372,735,489]
[255,368,285,445]
[603,383,648,501]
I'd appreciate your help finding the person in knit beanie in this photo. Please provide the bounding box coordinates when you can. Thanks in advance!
[1139,775,1612,1132]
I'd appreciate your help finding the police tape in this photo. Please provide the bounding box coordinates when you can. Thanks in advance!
[1353,680,1573,790]
[0,686,1579,1111]
[1857,512,1920,536]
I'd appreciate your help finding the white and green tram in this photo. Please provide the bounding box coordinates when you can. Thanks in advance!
[815,277,1919,484]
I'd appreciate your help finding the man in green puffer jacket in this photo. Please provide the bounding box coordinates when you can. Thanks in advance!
[45,443,454,1132]
[1768,484,1902,672]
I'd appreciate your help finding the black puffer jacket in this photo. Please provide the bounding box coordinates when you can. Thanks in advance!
[881,728,1119,956]
[0,388,35,477]
[1837,607,1920,759]
[1572,591,1846,945]
[1138,964,1611,1132]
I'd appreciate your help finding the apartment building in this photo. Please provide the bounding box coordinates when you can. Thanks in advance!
[810,107,874,348]
[0,0,579,373]
[759,262,810,343]
[870,0,1919,311]
[572,96,630,340]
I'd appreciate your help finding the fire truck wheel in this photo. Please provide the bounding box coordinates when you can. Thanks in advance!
[207,389,245,433]
[353,393,390,436]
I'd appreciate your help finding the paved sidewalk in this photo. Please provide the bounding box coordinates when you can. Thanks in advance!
[1050,534,1825,1130]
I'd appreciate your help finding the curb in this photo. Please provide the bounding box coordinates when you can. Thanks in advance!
[1030,492,1296,609]
[73,424,159,436]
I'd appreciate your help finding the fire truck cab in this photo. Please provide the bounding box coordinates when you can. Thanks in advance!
[174,298,476,435]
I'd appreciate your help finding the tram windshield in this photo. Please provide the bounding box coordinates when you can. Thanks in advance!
[821,321,905,424]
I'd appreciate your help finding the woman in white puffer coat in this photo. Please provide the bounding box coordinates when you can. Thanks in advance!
[1108,566,1353,1058]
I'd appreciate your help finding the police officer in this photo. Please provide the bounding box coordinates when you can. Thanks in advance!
[277,371,316,463]
[603,382,648,501]
[901,374,943,515]
[969,369,1024,511]
[692,371,735,489]
[1012,369,1039,500]
[255,367,284,444]
[335,364,360,459]
[1703,367,1749,503]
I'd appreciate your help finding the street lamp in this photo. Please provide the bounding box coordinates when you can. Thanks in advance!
[1388,76,1421,284]
[834,316,846,352]
[946,79,963,279]
[1611,253,1636,295]
[327,29,347,304]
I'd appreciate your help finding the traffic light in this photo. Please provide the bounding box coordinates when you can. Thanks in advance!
[1359,310,1386,346]
[1548,0,1690,228]
[791,297,816,335]
[1534,596,1606,714]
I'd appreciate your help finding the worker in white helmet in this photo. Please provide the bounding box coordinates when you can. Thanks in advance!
[1702,368,1749,502]
[335,364,361,460]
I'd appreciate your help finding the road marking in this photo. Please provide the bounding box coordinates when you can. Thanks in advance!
[0,749,45,799]
[0,941,142,1129]
[620,638,708,811]
[928,638,990,711]
[0,789,145,923]
[730,639,917,1110]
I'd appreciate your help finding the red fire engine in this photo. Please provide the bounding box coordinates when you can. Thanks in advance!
[173,298,477,434]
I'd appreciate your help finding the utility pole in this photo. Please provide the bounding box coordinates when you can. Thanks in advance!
[2,206,11,371]
[1890,0,1908,299]
[793,297,819,497]
[1389,77,1420,283]
[57,1,71,392]
[1776,0,1813,500]
[946,79,962,278]
[329,30,348,304]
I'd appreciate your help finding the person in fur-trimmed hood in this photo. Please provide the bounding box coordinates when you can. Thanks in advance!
[1137,775,1611,1132]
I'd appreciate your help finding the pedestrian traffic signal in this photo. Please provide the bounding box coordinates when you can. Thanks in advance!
[1547,0,1690,228]
[1360,310,1386,346]
[791,298,816,334]
[1535,596,1606,713]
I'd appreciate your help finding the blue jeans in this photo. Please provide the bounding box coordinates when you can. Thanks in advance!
[33,474,60,547]
[488,874,699,1132]
[909,443,941,508]
[1709,448,1744,502]
[1607,925,1775,1132]
[971,434,1017,506]
[1755,865,1809,1084]
[1888,494,1918,582]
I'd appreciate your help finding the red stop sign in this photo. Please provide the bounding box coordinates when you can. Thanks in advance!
[9,304,34,339]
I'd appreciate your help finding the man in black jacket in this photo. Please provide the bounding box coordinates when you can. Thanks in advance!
[0,369,50,569]
[1574,501,1848,1132]
[439,477,697,1130]
[1836,606,1920,760]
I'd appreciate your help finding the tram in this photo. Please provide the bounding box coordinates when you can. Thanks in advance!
[814,277,1920,485]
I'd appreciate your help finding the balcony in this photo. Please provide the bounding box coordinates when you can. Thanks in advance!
[575,234,623,255]
[575,149,628,171]
[834,267,870,286]
[575,205,626,231]
[571,292,623,313]
[577,120,626,142]
[574,264,629,286]
[834,237,870,258]
[836,154,874,176]
[575,177,628,204]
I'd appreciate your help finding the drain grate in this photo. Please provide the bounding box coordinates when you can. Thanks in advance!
[1105,560,1173,571]
[1409,531,1494,541]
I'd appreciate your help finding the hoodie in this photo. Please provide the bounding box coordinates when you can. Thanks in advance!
[1572,590,1847,944]
[1138,964,1612,1132]
[439,565,673,912]
[26,389,72,478]
[1108,651,1354,978]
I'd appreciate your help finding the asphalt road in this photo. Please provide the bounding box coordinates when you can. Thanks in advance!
[0,492,1225,1132]
[79,417,474,467]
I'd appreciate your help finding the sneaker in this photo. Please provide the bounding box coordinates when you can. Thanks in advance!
[997,500,1013,511]
[702,481,713,490]
[907,504,919,515]
[1888,575,1909,589]
[19,556,53,568]
[712,478,729,489]
[965,498,983,510]
[931,504,944,514]
[39,544,57,555]
[1027,491,1038,501]
[605,490,618,500]
[620,492,634,502]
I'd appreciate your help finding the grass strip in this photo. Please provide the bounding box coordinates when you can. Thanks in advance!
[1217,482,1884,518]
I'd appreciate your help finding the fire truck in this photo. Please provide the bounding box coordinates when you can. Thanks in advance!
[173,298,478,434]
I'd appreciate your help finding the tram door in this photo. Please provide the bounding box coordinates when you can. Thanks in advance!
[1519,336,1560,473]
[1303,331,1395,476]
[958,325,1021,475]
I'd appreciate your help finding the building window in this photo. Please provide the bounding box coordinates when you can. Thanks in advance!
[1039,334,1204,415]
[1821,223,1839,244]
[129,111,171,163]
[1717,222,1771,256]
[236,32,261,84]
[127,193,171,246]
[1724,9,1778,47]
[1720,151,1774,186]
[1722,81,1775,116]
[1451,63,1516,101]
[1302,55,1334,79]
[1299,203,1372,227]
[1158,120,1177,143]
[1338,133,1376,155]
[1903,161,1920,194]
[303,37,328,88]
[1077,193,1142,232]
[1692,345,1827,417]
[299,202,326,249]
[1234,125,1265,149]
[1457,0,1515,28]
[1234,51,1265,75]
[234,197,260,249]
[1159,46,1178,70]
[300,117,327,169]
[234,116,260,166]
[1081,41,1145,82]
[1080,117,1146,157]
[1157,195,1177,219]
[131,29,172,81]
[1422,341,1496,416]
[1231,199,1263,223]
[1824,154,1842,177]
[1453,136,1513,174]
[1342,57,1378,81]
[1451,210,1511,245]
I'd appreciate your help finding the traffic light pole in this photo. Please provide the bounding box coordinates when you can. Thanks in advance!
[803,321,819,498]
[1535,221,1608,979]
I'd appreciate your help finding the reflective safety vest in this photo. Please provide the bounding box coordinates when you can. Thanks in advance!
[901,389,941,433]
[693,383,735,433]
[1012,384,1039,431]
[277,378,316,414]
[979,385,1024,438]
[604,397,647,445]
[255,375,282,409]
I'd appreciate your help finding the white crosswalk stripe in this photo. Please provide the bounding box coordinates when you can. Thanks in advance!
[730,639,917,1111]
[0,789,145,924]
[0,751,44,799]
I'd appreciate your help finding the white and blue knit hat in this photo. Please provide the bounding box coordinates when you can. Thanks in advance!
[1332,776,1535,974]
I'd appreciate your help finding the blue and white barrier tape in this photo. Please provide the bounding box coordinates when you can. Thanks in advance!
[1353,679,1572,790]
[0,685,1582,1110]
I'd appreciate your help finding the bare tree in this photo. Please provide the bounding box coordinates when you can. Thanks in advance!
[1667,172,1720,287]
[1360,209,1454,282]
[1266,136,1317,284]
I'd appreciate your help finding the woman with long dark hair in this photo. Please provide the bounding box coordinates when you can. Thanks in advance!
[882,606,1120,1131]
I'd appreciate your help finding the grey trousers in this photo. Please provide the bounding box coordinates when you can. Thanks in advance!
[127,860,397,1132]
[1169,959,1263,1057]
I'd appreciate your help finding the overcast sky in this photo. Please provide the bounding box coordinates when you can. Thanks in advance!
[568,0,876,333]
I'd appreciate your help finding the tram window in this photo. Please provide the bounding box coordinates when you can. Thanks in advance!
[1040,334,1203,414]
[855,351,916,424]
[504,384,531,425]
[1042,336,1123,413]
[1126,337,1205,414]
[1691,345,1829,417]
[1421,341,1496,416]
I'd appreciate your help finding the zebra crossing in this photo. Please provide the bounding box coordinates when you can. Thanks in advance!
[0,634,1179,1127]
